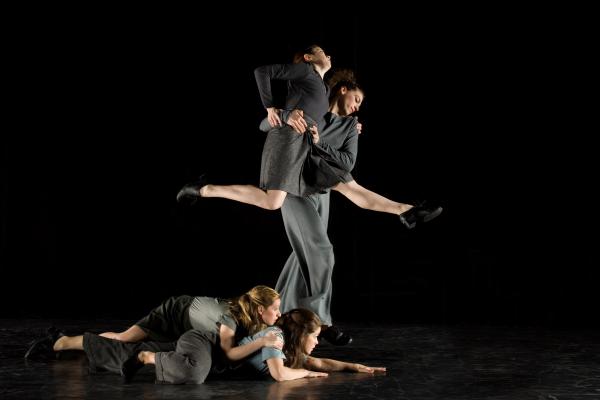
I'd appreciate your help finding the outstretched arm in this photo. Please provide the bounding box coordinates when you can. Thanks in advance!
[266,358,328,381]
[219,325,282,362]
[305,356,386,374]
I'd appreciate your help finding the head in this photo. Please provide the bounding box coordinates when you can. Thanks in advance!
[327,69,364,116]
[293,44,332,74]
[275,308,322,368]
[229,286,281,335]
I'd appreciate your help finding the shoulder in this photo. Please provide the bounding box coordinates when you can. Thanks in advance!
[254,327,284,342]
[258,326,284,338]
[335,115,359,136]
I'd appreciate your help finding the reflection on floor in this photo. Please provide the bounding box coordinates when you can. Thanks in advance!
[1,319,599,399]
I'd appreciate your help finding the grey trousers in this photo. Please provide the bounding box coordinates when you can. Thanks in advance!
[83,329,219,384]
[275,192,335,325]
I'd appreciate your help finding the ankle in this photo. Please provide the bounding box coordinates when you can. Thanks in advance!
[199,185,209,197]
[52,336,65,351]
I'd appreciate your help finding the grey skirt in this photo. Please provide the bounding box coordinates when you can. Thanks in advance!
[259,124,352,197]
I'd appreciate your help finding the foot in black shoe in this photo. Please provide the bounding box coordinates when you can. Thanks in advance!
[121,351,144,383]
[319,325,353,346]
[176,174,208,205]
[399,203,443,229]
[24,326,65,360]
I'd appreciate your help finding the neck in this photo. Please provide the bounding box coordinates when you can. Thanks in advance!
[312,63,330,79]
[329,103,340,115]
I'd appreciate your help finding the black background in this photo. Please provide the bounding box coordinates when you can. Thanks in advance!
[2,10,596,326]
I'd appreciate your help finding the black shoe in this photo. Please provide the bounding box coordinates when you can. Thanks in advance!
[24,326,65,360]
[399,203,443,229]
[176,174,208,205]
[319,325,353,346]
[121,352,144,383]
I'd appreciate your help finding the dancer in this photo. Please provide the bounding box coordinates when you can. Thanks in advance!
[177,44,329,210]
[24,286,283,384]
[176,49,441,227]
[179,68,442,344]
[238,308,385,381]
[124,309,385,383]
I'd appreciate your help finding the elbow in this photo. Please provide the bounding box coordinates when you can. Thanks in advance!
[348,156,356,169]
[223,351,236,361]
[270,370,286,382]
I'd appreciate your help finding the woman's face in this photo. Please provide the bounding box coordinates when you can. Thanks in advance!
[337,88,364,116]
[302,327,321,355]
[308,47,332,70]
[259,298,281,326]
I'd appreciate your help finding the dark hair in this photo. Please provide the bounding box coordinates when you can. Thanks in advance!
[275,308,321,368]
[293,44,322,64]
[327,68,363,101]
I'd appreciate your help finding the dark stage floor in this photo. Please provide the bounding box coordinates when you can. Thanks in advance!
[1,319,599,399]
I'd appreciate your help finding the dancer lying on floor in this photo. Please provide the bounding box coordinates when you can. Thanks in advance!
[24,286,283,384]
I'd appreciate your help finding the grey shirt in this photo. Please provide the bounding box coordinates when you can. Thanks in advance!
[188,297,237,335]
[238,327,286,376]
[255,63,330,129]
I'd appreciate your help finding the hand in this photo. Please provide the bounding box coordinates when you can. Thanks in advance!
[352,363,386,374]
[307,371,328,378]
[267,107,282,127]
[262,331,284,350]
[308,125,319,144]
[286,109,308,134]
[356,122,363,135]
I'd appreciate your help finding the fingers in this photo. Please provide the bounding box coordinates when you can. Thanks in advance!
[286,109,307,134]
[267,108,282,127]
[291,118,307,134]
[309,126,319,143]
[272,339,283,350]
[357,365,387,373]
[269,114,282,127]
[290,120,305,134]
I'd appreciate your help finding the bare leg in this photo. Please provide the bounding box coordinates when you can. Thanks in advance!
[332,180,412,215]
[99,325,148,343]
[201,185,287,210]
[53,335,83,351]
[139,350,156,365]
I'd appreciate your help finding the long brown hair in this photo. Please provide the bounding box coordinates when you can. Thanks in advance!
[228,286,280,335]
[275,308,321,368]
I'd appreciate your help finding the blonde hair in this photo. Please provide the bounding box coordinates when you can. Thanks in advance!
[228,285,280,335]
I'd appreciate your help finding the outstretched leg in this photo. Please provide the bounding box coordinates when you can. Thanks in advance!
[332,180,412,215]
[332,180,442,229]
[100,325,148,342]
[202,185,287,210]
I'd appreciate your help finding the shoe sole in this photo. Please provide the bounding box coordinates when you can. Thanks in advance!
[423,207,443,223]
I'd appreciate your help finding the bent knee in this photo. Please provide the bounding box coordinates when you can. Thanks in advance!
[184,365,210,384]
[264,198,284,210]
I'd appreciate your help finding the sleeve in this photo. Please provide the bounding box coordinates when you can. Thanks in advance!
[219,313,237,332]
[254,63,310,109]
[315,118,359,172]
[261,327,286,362]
